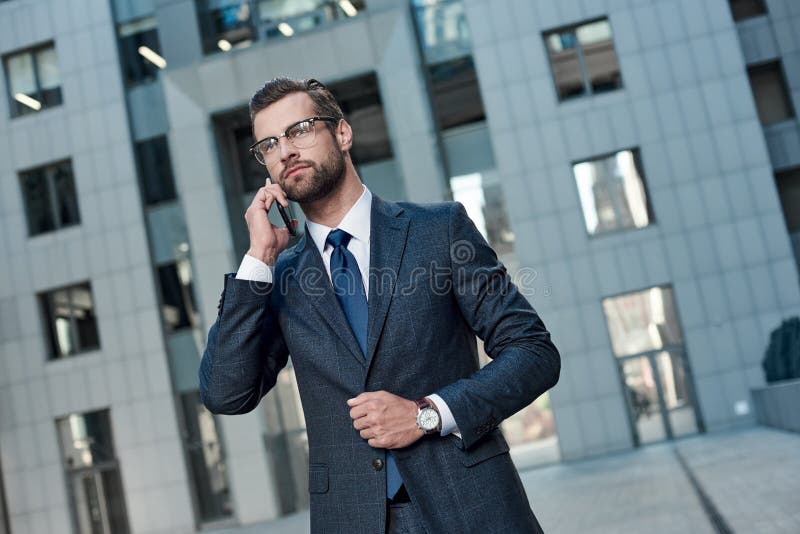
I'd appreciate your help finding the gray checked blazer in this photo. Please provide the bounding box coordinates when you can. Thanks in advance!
[199,195,560,533]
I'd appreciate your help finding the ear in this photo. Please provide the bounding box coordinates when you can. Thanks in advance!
[336,119,353,151]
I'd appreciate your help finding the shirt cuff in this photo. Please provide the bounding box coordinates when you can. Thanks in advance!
[427,393,461,438]
[236,254,274,283]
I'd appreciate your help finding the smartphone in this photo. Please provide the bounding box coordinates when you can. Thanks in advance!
[266,176,297,236]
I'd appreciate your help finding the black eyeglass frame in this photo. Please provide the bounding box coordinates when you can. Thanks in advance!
[249,115,340,166]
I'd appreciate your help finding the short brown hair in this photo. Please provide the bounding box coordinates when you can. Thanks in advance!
[249,77,344,130]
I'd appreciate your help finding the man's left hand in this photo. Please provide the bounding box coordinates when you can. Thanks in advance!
[347,391,423,449]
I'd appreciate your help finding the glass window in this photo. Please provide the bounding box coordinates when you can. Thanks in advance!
[412,0,471,64]
[748,61,795,125]
[56,410,131,534]
[573,148,652,235]
[40,282,100,359]
[730,0,768,21]
[328,72,393,165]
[544,18,622,101]
[258,0,365,41]
[157,261,197,333]
[776,167,800,233]
[602,286,683,358]
[428,56,485,130]
[180,391,233,522]
[234,123,265,192]
[3,42,62,117]
[196,0,257,54]
[118,17,165,86]
[135,136,177,205]
[19,160,80,236]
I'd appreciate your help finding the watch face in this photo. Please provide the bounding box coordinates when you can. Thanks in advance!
[418,407,440,431]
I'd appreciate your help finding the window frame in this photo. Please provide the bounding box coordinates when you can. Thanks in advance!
[18,159,81,236]
[747,59,796,126]
[542,17,623,102]
[39,281,101,360]
[2,41,62,118]
[571,147,655,237]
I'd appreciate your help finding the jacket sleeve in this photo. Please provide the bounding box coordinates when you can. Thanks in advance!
[434,202,560,449]
[199,273,289,415]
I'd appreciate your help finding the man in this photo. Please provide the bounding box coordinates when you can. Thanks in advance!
[199,78,560,534]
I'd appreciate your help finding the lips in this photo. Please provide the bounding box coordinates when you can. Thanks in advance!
[284,165,308,179]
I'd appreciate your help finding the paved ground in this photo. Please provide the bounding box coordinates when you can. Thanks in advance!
[207,426,800,534]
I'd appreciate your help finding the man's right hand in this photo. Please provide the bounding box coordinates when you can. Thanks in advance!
[245,180,297,266]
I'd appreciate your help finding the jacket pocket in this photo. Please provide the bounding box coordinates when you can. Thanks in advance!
[451,430,510,467]
[308,464,329,494]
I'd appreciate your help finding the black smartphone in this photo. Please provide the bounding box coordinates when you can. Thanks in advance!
[266,176,296,236]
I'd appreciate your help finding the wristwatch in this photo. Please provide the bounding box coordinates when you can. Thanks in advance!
[415,397,442,435]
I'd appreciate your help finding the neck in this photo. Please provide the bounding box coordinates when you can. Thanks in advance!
[300,163,364,227]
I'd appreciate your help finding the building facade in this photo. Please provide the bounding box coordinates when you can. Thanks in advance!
[0,0,798,532]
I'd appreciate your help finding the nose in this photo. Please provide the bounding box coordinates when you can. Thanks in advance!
[278,135,299,163]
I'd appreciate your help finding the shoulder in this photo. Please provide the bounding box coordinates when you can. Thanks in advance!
[394,200,462,222]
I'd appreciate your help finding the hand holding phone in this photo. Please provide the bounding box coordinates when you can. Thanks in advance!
[266,176,297,237]
[244,177,297,265]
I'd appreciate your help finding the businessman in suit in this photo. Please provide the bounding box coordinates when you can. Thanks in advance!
[199,78,560,533]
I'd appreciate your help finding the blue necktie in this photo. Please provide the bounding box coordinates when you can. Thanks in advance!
[326,229,403,498]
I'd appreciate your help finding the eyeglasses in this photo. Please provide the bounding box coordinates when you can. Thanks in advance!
[249,116,339,167]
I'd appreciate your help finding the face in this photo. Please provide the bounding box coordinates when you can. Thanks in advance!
[252,92,346,204]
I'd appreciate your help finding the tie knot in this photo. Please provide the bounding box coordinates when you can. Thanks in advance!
[326,229,352,249]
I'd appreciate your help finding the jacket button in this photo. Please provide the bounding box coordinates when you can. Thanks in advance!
[372,458,384,471]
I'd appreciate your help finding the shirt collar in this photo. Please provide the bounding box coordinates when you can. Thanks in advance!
[306,184,372,256]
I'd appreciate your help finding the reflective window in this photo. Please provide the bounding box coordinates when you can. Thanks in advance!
[603,287,701,445]
[776,167,800,233]
[544,18,622,101]
[428,56,485,130]
[730,0,768,21]
[180,391,234,522]
[3,42,62,117]
[197,0,365,54]
[412,0,471,64]
[748,61,795,125]
[259,0,364,40]
[40,282,100,359]
[56,411,131,534]
[118,17,165,86]
[135,136,177,205]
[328,73,393,165]
[233,123,265,192]
[775,167,800,273]
[19,160,81,236]
[157,261,197,333]
[197,0,256,54]
[602,286,683,358]
[450,172,515,260]
[573,148,652,235]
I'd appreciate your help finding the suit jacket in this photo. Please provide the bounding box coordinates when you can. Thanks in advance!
[199,196,560,533]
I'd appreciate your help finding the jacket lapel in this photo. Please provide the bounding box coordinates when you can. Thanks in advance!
[365,196,410,369]
[292,229,367,368]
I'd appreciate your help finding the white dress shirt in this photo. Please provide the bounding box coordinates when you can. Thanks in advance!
[235,185,459,436]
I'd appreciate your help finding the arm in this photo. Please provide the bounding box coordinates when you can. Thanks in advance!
[199,270,289,415]
[200,179,295,414]
[434,202,561,449]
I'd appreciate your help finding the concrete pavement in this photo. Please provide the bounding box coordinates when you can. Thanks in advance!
[206,426,799,533]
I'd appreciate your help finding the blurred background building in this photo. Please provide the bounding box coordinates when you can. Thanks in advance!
[0,0,798,532]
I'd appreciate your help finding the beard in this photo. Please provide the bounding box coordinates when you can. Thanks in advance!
[278,145,346,204]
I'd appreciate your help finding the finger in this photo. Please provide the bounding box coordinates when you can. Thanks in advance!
[360,429,375,440]
[353,417,370,431]
[367,438,385,448]
[347,392,373,406]
[349,405,369,420]
[265,182,289,207]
